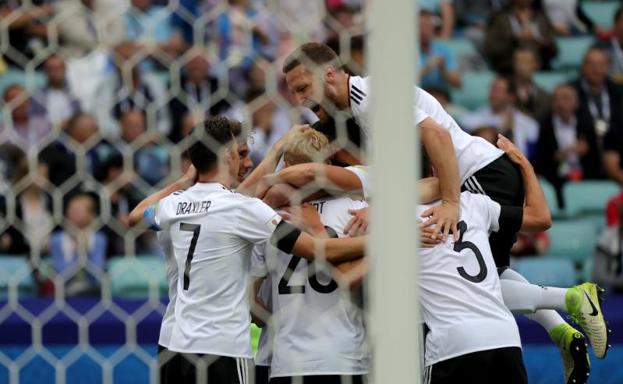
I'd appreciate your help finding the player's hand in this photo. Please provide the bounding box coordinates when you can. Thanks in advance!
[496,134,527,165]
[420,201,460,242]
[420,226,443,248]
[281,203,325,236]
[344,207,369,237]
[181,164,198,186]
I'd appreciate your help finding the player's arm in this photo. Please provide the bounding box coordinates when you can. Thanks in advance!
[497,135,552,232]
[333,258,368,289]
[419,117,460,240]
[237,124,311,196]
[257,163,365,200]
[127,165,197,227]
[270,221,365,264]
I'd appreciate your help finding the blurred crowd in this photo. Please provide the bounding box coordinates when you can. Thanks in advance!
[2,0,623,294]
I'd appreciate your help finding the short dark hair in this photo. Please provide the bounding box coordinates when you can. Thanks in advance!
[188,116,242,173]
[615,7,623,24]
[282,43,342,74]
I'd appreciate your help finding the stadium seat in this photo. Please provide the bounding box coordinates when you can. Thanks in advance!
[0,256,36,297]
[533,71,570,92]
[545,220,599,263]
[583,1,619,29]
[539,178,561,218]
[0,69,46,97]
[562,180,620,217]
[108,256,167,298]
[440,38,485,72]
[451,71,495,111]
[513,258,577,287]
[552,37,596,70]
[582,258,594,283]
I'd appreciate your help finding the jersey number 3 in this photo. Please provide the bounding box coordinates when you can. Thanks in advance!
[180,222,201,290]
[454,221,487,283]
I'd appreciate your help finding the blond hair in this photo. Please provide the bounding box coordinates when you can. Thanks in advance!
[283,129,330,165]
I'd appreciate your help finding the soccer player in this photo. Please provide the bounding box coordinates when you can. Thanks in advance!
[128,116,366,384]
[280,42,609,371]
[251,129,368,384]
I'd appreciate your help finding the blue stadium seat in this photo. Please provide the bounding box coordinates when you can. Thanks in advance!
[562,180,620,217]
[513,258,577,287]
[108,256,167,298]
[0,256,36,298]
[583,1,619,29]
[451,71,495,111]
[533,71,571,92]
[546,220,599,263]
[0,70,46,97]
[539,178,561,218]
[552,37,596,70]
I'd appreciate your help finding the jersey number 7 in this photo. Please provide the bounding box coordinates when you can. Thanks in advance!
[180,222,201,290]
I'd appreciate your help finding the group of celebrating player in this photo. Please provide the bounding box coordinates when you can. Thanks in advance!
[128,42,610,384]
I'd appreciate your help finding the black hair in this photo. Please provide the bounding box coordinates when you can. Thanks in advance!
[188,116,242,173]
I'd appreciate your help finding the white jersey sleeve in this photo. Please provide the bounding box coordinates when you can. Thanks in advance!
[233,196,283,244]
[475,196,524,235]
[345,165,371,200]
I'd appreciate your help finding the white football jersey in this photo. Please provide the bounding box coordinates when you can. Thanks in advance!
[153,182,282,357]
[251,197,369,378]
[254,272,273,367]
[345,165,370,201]
[349,76,504,184]
[417,192,522,366]
[157,231,176,349]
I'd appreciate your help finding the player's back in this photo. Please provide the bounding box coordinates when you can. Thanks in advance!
[417,192,521,366]
[259,197,369,378]
[156,182,280,357]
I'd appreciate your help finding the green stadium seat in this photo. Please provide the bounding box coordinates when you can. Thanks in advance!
[582,258,594,283]
[0,255,36,297]
[546,220,599,263]
[583,1,619,29]
[109,256,167,298]
[539,178,561,218]
[513,258,577,287]
[451,71,495,111]
[0,69,46,97]
[533,71,570,92]
[552,37,596,70]
[440,38,484,72]
[562,180,620,217]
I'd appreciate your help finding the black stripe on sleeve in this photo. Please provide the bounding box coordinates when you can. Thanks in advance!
[352,84,366,97]
[350,96,361,105]
[270,220,302,254]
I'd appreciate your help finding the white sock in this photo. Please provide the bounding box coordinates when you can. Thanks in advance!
[499,268,567,332]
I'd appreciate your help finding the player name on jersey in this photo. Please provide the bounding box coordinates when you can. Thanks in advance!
[175,200,211,215]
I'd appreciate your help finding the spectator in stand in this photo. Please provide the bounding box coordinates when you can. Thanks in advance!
[1,85,52,147]
[536,84,603,208]
[597,8,623,84]
[572,47,623,151]
[484,0,558,73]
[512,46,551,121]
[0,0,54,68]
[245,87,292,166]
[419,11,462,91]
[32,55,81,127]
[119,109,169,186]
[541,0,599,36]
[463,76,540,161]
[49,192,107,296]
[55,0,125,59]
[122,0,185,65]
[94,41,170,138]
[38,113,116,187]
[420,0,455,39]
[455,0,509,49]
[168,50,230,143]
[324,1,364,42]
